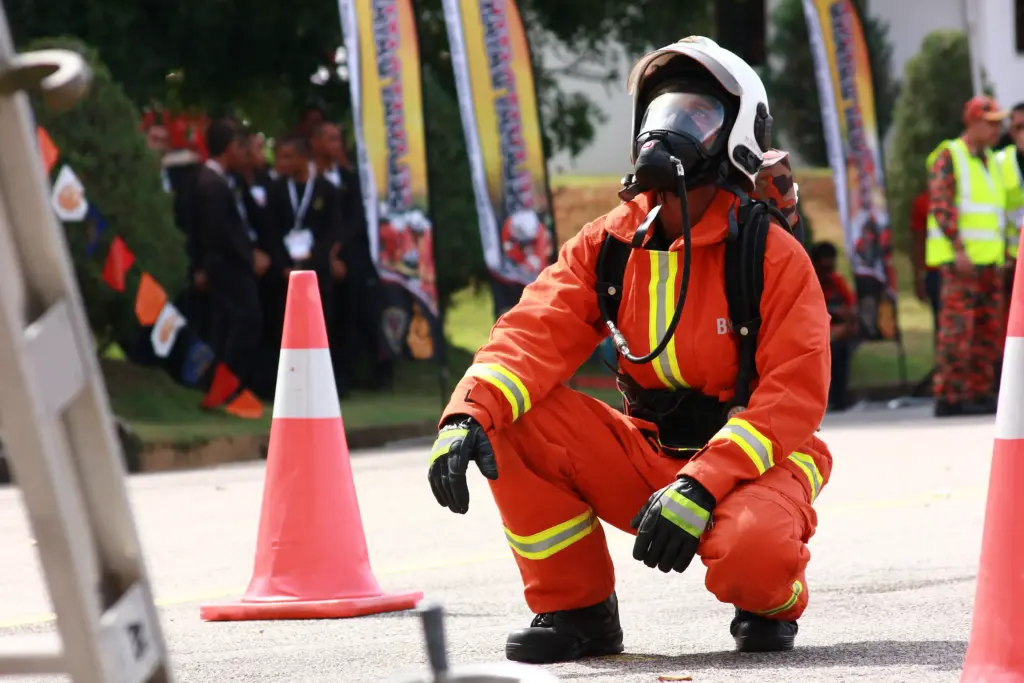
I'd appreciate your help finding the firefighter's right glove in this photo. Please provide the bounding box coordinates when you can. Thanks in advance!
[427,416,498,515]
[630,475,716,574]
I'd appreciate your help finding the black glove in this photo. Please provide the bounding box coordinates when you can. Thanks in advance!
[427,416,498,514]
[630,475,716,574]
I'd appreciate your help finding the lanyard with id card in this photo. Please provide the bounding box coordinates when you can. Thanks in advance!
[284,178,315,262]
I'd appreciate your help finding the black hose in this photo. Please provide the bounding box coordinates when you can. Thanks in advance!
[607,157,692,364]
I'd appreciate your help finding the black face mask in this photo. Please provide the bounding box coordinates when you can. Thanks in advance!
[631,87,733,193]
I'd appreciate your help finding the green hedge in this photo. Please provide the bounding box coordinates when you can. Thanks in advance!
[421,65,488,317]
[885,30,992,253]
[25,37,186,348]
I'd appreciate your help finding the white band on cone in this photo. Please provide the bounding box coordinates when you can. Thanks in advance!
[996,337,1024,440]
[272,348,343,419]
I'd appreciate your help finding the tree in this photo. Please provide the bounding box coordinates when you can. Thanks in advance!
[421,66,488,316]
[886,30,992,252]
[26,36,186,348]
[762,0,898,167]
[10,0,715,158]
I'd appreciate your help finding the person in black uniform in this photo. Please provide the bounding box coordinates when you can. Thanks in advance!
[232,127,280,398]
[266,136,345,383]
[193,119,267,392]
[310,122,395,392]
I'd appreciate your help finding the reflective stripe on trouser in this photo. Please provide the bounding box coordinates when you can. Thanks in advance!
[505,510,599,560]
[711,417,775,474]
[464,363,532,421]
[757,580,805,617]
[482,384,816,616]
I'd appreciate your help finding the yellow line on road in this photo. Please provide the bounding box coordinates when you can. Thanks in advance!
[0,486,987,632]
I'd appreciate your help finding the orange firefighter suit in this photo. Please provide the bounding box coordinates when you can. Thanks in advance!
[439,188,832,620]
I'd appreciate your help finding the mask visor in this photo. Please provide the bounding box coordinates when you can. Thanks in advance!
[639,91,726,152]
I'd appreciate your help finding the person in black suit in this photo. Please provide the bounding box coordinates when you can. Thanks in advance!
[266,136,346,383]
[232,127,280,398]
[311,123,396,392]
[193,119,267,393]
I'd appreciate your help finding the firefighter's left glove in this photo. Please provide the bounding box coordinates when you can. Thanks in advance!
[427,416,498,515]
[630,475,715,574]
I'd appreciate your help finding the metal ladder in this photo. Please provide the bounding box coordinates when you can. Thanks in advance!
[0,2,173,681]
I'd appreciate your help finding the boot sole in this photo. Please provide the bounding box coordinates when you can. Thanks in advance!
[734,634,796,653]
[506,634,625,664]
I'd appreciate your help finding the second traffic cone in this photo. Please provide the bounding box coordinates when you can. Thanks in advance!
[961,236,1024,682]
[200,270,423,621]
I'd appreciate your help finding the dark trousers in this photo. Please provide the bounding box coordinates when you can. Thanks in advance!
[209,274,263,391]
[331,265,393,394]
[829,338,853,411]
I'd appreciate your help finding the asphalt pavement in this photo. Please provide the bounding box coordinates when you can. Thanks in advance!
[0,402,997,682]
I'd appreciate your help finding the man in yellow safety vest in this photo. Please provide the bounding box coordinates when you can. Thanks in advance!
[926,95,1008,417]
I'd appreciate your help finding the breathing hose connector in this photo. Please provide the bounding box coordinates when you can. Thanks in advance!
[607,155,693,365]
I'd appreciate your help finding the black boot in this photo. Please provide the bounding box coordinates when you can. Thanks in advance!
[730,609,798,653]
[505,593,624,663]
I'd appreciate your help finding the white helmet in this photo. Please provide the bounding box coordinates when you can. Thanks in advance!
[626,36,772,189]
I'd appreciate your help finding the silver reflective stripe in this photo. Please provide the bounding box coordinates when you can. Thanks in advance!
[720,422,772,472]
[789,452,822,501]
[466,364,529,420]
[661,494,709,537]
[505,511,595,559]
[927,228,1001,241]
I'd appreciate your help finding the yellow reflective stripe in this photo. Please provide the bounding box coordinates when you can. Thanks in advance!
[504,509,598,560]
[661,489,711,538]
[430,428,468,464]
[647,251,688,389]
[465,363,531,421]
[758,580,803,617]
[787,452,823,503]
[711,417,774,474]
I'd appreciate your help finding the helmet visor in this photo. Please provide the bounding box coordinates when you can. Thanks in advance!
[639,91,727,150]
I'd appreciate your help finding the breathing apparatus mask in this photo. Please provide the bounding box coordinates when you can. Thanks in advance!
[605,76,736,364]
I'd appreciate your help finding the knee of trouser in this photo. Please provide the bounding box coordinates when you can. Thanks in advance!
[703,503,807,612]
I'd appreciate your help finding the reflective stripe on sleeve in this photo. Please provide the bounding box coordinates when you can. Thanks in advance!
[661,489,711,538]
[465,363,532,421]
[430,428,468,464]
[711,417,775,474]
[787,452,823,503]
[504,509,598,560]
[757,580,804,617]
[647,251,689,389]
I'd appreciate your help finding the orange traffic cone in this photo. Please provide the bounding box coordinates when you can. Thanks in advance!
[200,270,423,621]
[961,237,1024,681]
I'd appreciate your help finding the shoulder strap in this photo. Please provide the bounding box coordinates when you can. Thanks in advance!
[725,194,772,409]
[596,233,632,328]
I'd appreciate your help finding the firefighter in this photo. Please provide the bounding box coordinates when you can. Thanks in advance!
[427,37,831,662]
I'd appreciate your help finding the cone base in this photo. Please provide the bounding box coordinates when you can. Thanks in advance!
[199,590,424,622]
[961,665,1024,683]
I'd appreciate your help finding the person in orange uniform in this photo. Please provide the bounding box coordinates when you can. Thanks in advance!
[427,37,831,663]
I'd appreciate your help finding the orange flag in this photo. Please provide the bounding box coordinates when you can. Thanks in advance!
[37,127,59,175]
[201,363,240,409]
[224,390,264,419]
[134,273,167,326]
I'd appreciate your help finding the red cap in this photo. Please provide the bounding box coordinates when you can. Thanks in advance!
[964,95,1008,124]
